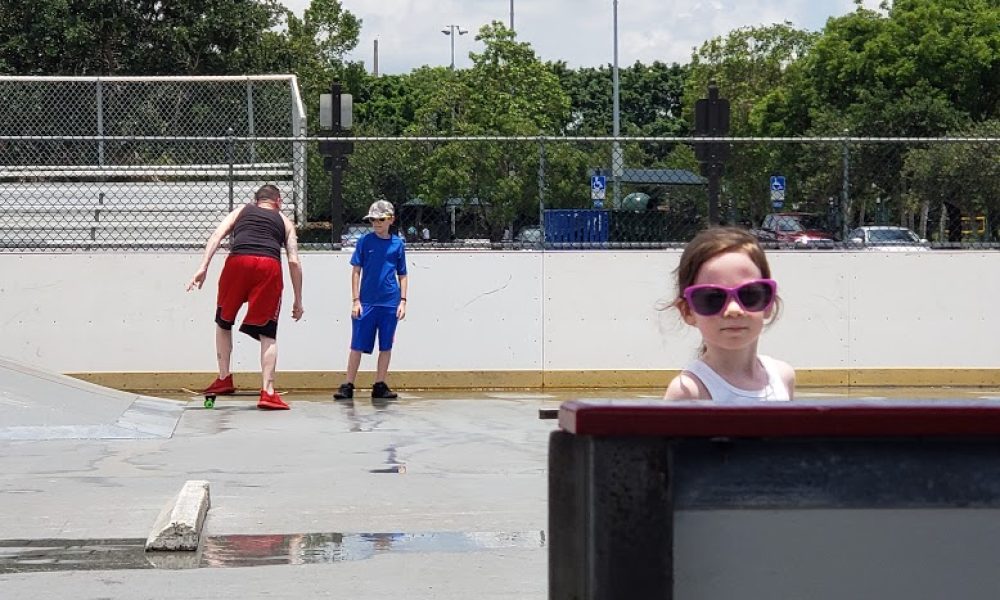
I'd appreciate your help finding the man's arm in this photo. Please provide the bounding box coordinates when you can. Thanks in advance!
[186,207,242,291]
[283,216,304,321]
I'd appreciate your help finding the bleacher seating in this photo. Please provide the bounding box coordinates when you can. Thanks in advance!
[1,164,297,248]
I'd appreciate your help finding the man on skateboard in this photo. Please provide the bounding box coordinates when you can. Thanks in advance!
[186,184,304,410]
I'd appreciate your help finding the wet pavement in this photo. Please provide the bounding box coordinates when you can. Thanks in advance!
[4,381,1000,598]
[1,530,545,573]
[0,386,565,599]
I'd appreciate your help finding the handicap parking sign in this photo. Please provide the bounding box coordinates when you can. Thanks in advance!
[770,175,786,208]
[591,175,607,201]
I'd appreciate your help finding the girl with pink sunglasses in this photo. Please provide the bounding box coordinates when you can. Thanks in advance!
[664,227,795,402]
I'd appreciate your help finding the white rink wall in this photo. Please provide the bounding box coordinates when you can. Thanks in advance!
[0,250,995,374]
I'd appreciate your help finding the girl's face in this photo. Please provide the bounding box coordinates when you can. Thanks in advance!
[681,250,772,352]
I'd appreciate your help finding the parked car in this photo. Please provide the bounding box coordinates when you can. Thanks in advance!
[340,223,374,247]
[515,226,542,248]
[754,212,836,246]
[847,226,929,251]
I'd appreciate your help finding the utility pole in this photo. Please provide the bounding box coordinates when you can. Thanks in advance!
[694,81,731,226]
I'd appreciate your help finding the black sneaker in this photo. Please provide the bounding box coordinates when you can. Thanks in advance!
[371,381,398,399]
[334,382,354,400]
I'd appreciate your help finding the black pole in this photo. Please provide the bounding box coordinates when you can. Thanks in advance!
[694,81,730,227]
[329,82,344,246]
[707,166,721,226]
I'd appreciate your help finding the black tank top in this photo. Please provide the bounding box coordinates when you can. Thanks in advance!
[231,203,286,260]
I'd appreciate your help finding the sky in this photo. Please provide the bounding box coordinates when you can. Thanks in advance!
[283,1,884,75]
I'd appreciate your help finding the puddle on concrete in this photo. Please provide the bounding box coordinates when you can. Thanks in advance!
[0,538,153,573]
[0,530,545,573]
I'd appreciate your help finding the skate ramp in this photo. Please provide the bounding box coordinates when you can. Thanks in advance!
[0,355,184,441]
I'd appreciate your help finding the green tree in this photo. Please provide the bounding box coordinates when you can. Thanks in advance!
[902,120,1000,240]
[760,0,999,231]
[682,22,818,225]
[804,0,999,125]
[552,61,688,137]
[461,22,569,135]
[0,0,293,75]
[684,22,818,134]
[406,22,573,239]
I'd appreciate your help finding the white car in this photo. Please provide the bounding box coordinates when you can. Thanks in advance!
[340,224,374,247]
[515,226,543,248]
[847,226,930,251]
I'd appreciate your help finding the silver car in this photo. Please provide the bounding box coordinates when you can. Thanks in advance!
[847,226,929,251]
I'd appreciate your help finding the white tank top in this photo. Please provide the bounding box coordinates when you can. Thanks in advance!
[683,355,790,403]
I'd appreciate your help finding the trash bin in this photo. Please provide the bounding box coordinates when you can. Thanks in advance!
[544,209,609,244]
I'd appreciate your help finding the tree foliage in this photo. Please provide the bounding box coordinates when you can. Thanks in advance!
[0,0,295,75]
[6,0,1000,238]
[552,60,689,136]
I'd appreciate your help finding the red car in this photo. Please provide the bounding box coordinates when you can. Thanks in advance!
[755,213,835,245]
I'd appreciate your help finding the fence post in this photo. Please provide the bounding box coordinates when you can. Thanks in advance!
[226,127,235,212]
[246,79,256,164]
[841,129,851,239]
[538,138,547,246]
[96,79,105,167]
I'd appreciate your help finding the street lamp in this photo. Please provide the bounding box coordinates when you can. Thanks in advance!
[441,24,468,69]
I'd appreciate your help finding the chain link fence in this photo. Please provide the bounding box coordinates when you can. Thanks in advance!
[3,134,998,251]
[0,75,307,249]
[321,134,1000,250]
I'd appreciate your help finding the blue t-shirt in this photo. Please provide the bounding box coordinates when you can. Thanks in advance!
[350,232,407,307]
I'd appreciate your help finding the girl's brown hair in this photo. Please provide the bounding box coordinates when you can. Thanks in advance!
[672,227,778,318]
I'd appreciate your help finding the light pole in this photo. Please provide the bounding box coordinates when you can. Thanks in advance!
[441,24,468,69]
[611,0,621,207]
[510,0,514,30]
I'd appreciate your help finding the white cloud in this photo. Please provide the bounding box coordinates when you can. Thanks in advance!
[281,0,887,75]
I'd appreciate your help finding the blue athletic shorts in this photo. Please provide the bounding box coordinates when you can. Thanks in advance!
[351,305,399,354]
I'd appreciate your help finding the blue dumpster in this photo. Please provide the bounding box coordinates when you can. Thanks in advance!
[544,209,609,244]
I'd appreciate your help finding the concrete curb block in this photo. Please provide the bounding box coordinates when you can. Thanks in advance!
[145,480,211,552]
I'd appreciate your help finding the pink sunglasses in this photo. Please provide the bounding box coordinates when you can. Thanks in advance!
[682,279,777,316]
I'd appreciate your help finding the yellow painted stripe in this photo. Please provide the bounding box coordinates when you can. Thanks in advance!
[66,369,1000,392]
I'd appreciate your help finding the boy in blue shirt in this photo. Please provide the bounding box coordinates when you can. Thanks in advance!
[334,200,408,400]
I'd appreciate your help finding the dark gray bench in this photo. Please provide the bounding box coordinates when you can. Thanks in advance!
[550,399,1000,600]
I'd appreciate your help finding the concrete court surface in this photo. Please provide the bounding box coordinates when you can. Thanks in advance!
[0,383,579,599]
[5,362,1000,599]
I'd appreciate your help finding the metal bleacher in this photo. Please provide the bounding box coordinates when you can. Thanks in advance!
[2,167,296,249]
[0,75,307,250]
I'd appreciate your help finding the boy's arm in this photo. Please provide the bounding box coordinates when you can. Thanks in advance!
[397,274,408,319]
[351,266,362,317]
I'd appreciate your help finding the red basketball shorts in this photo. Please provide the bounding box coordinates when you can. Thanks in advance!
[215,254,283,340]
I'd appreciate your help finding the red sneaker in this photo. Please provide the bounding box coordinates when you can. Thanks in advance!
[258,390,290,410]
[203,375,235,395]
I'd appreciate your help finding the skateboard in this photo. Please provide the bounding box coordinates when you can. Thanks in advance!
[182,389,288,409]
